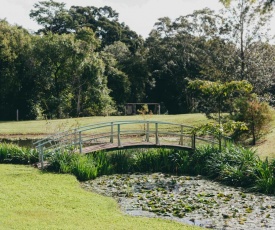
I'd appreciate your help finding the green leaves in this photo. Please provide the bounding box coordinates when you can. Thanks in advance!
[188,79,253,96]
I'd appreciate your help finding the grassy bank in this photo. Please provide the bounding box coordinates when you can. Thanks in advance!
[0,164,202,230]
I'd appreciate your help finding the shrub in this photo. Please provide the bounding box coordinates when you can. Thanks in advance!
[109,150,134,173]
[48,151,98,181]
[190,145,220,175]
[91,151,113,175]
[254,158,275,194]
[71,155,98,181]
[0,143,38,164]
[203,143,259,187]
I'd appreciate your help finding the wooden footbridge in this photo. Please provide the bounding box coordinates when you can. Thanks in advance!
[34,120,221,169]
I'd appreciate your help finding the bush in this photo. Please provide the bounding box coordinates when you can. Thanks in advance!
[0,143,38,164]
[189,145,220,175]
[203,143,259,187]
[91,151,113,175]
[254,158,275,194]
[48,151,98,181]
[109,150,134,173]
[71,155,98,181]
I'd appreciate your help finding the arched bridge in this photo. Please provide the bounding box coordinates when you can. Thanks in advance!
[34,120,222,169]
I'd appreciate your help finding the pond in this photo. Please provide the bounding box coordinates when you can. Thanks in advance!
[82,173,275,230]
[0,139,37,148]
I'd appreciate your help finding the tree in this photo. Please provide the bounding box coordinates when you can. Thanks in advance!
[29,0,70,34]
[188,79,273,145]
[145,9,230,113]
[188,79,253,125]
[220,0,275,11]
[103,41,149,107]
[232,95,273,145]
[220,0,274,81]
[100,42,131,111]
[0,20,34,120]
[30,29,114,118]
[243,41,275,96]
[30,1,144,52]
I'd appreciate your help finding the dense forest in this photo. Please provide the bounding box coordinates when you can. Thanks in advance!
[0,0,275,120]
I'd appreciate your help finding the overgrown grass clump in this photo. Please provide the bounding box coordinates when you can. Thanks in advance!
[0,142,38,164]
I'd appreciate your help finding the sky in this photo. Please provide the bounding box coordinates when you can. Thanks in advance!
[0,0,274,38]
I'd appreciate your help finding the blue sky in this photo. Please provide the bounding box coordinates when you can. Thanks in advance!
[0,0,274,38]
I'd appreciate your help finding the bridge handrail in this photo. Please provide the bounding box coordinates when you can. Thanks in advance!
[34,120,194,147]
[34,120,229,169]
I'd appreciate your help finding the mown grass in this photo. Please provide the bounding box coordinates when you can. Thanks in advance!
[0,114,208,136]
[0,164,202,230]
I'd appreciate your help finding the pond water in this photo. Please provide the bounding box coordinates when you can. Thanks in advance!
[82,173,275,230]
[0,139,37,148]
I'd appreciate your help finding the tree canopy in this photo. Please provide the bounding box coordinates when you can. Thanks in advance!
[0,0,274,121]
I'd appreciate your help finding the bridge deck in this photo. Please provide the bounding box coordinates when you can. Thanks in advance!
[82,141,193,154]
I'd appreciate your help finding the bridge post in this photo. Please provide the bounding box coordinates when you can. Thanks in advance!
[79,131,82,154]
[146,121,150,142]
[39,145,44,169]
[110,122,114,143]
[74,128,77,148]
[118,124,121,147]
[155,123,159,145]
[192,134,196,150]
[180,125,184,145]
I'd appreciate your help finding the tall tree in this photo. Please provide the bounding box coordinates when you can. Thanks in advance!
[29,0,70,34]
[101,41,131,111]
[30,1,143,52]
[30,29,114,118]
[0,20,34,120]
[220,0,275,11]
[220,0,274,79]
[145,9,227,113]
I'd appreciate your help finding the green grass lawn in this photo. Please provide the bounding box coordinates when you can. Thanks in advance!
[0,164,203,230]
[0,114,208,136]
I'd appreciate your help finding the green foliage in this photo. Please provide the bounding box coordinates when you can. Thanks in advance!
[109,150,134,173]
[0,143,38,164]
[188,80,253,96]
[70,155,98,181]
[91,151,113,175]
[48,151,98,181]
[255,158,275,194]
[232,96,273,144]
[0,20,34,120]
[133,149,190,174]
[188,79,273,144]
[189,145,220,175]
[188,80,253,118]
[192,122,248,139]
[204,143,259,187]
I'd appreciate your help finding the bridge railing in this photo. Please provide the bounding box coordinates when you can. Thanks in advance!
[34,120,223,169]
